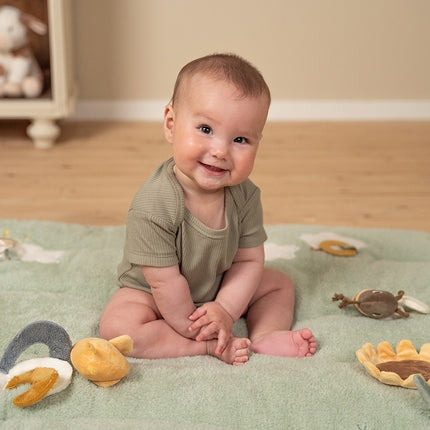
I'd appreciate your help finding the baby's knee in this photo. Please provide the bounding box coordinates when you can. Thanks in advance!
[278,271,295,298]
[266,269,295,302]
[99,301,133,340]
[99,310,125,341]
[258,269,294,301]
[281,271,295,291]
[99,289,158,341]
[266,268,294,289]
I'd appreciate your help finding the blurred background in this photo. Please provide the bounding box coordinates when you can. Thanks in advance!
[71,0,430,120]
[1,0,429,229]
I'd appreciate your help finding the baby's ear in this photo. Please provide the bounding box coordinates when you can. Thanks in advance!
[163,104,175,143]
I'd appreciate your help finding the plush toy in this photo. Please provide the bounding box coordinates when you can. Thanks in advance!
[0,321,73,407]
[0,5,47,98]
[356,340,430,390]
[319,240,358,257]
[0,234,17,260]
[0,230,65,263]
[71,335,133,387]
[332,289,430,319]
[0,321,133,407]
[302,232,366,256]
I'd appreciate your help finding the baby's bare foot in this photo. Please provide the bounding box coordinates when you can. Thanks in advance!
[251,328,316,357]
[207,336,251,365]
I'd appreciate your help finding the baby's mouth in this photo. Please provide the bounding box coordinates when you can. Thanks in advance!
[199,162,227,173]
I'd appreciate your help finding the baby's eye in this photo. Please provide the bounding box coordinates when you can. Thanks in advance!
[199,125,213,135]
[234,137,248,144]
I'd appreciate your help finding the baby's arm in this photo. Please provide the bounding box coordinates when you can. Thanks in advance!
[189,244,265,351]
[216,244,265,321]
[141,265,200,339]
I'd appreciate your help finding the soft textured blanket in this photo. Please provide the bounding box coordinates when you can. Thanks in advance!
[0,220,429,429]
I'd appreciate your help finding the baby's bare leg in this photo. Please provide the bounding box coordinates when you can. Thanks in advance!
[100,288,250,364]
[247,268,317,357]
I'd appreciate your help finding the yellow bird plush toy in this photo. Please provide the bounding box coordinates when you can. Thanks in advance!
[71,335,133,387]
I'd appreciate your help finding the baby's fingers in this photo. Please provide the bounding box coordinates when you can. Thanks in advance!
[188,315,210,332]
[214,330,229,356]
[195,323,218,342]
[188,307,207,321]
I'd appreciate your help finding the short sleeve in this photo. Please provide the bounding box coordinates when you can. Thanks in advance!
[234,184,267,248]
[123,209,179,267]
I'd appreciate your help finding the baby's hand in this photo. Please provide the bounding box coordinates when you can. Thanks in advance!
[188,302,234,355]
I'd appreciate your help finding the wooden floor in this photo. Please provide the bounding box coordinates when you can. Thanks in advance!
[1,120,430,231]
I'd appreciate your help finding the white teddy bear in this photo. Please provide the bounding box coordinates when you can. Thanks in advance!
[0,5,47,98]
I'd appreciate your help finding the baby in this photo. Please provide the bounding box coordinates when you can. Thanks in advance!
[100,53,316,365]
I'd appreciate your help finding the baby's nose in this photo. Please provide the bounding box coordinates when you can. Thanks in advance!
[210,139,228,158]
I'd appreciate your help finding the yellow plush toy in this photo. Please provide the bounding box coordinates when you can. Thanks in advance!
[356,340,430,389]
[71,335,133,387]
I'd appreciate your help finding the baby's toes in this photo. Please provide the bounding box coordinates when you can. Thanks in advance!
[236,345,250,357]
[301,328,314,341]
[233,347,250,365]
[236,338,251,349]
[233,355,249,366]
[309,341,317,353]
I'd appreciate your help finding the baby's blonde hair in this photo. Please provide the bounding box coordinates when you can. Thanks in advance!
[171,53,271,107]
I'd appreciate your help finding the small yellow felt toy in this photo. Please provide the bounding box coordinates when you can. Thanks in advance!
[71,335,133,387]
[6,367,59,407]
[319,240,358,257]
[356,340,430,389]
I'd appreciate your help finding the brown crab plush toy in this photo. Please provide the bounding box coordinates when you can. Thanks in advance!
[332,289,430,319]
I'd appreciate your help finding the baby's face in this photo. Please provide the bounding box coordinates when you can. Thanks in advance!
[164,74,269,195]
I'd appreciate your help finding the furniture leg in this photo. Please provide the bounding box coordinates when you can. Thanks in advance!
[27,118,60,149]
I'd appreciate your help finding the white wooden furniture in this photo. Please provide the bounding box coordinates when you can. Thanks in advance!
[0,0,76,148]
